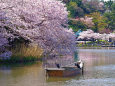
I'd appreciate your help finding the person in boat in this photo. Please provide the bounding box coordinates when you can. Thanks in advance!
[55,63,60,68]
[75,60,83,69]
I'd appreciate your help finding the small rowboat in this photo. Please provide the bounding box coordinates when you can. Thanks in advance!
[45,60,84,77]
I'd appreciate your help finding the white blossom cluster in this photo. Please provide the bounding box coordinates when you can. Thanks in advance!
[77,29,115,41]
[78,16,94,28]
[0,0,76,58]
[0,10,15,56]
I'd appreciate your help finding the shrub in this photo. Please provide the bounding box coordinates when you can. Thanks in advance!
[10,44,43,62]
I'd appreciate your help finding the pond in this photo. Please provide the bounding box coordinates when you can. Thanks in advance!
[0,48,115,86]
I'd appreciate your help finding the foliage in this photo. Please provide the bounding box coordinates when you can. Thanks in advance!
[67,1,78,18]
[82,0,103,14]
[65,0,106,32]
[86,12,108,32]
[78,16,94,28]
[67,1,84,18]
[68,19,87,32]
[104,3,115,31]
[104,0,114,11]
[66,0,104,17]
[63,0,115,33]
[0,0,76,59]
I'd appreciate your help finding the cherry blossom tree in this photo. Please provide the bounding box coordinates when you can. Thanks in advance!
[79,16,94,28]
[77,29,115,41]
[0,10,14,58]
[0,0,76,58]
[77,29,106,40]
[108,33,115,40]
[77,29,95,40]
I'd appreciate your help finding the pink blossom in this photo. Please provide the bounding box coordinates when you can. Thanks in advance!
[78,29,115,41]
[0,0,76,57]
[79,16,94,28]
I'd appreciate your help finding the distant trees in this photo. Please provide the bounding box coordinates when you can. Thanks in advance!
[77,29,115,41]
[66,0,105,18]
[67,1,84,18]
[78,16,94,28]
[68,16,94,32]
[68,19,87,32]
[104,0,114,11]
[0,0,76,58]
[65,0,107,32]
[86,12,108,33]
[64,0,115,33]
[82,0,105,14]
[104,3,115,31]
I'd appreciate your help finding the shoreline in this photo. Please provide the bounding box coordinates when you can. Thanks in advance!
[0,57,42,65]
[77,46,115,49]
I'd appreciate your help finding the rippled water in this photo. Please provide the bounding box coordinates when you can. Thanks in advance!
[0,48,115,86]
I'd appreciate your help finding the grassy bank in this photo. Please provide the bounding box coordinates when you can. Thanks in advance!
[0,56,42,64]
[0,44,43,64]
[76,40,113,48]
[77,43,101,48]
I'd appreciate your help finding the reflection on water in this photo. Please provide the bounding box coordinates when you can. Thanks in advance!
[0,62,47,86]
[43,55,75,68]
[0,48,115,86]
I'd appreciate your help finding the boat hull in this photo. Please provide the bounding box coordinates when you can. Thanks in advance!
[46,67,82,77]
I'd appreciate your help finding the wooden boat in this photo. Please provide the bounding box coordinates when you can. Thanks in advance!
[45,67,82,77]
[45,60,84,77]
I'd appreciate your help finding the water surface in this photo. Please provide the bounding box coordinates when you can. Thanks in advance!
[0,48,115,86]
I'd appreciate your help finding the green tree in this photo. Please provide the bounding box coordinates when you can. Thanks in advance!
[67,1,78,18]
[104,3,115,31]
[68,19,87,32]
[67,1,84,18]
[104,0,114,11]
[87,12,108,32]
[82,0,104,14]
[71,0,82,7]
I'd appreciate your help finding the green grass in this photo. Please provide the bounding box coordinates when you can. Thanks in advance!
[76,40,112,47]
[77,44,101,47]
